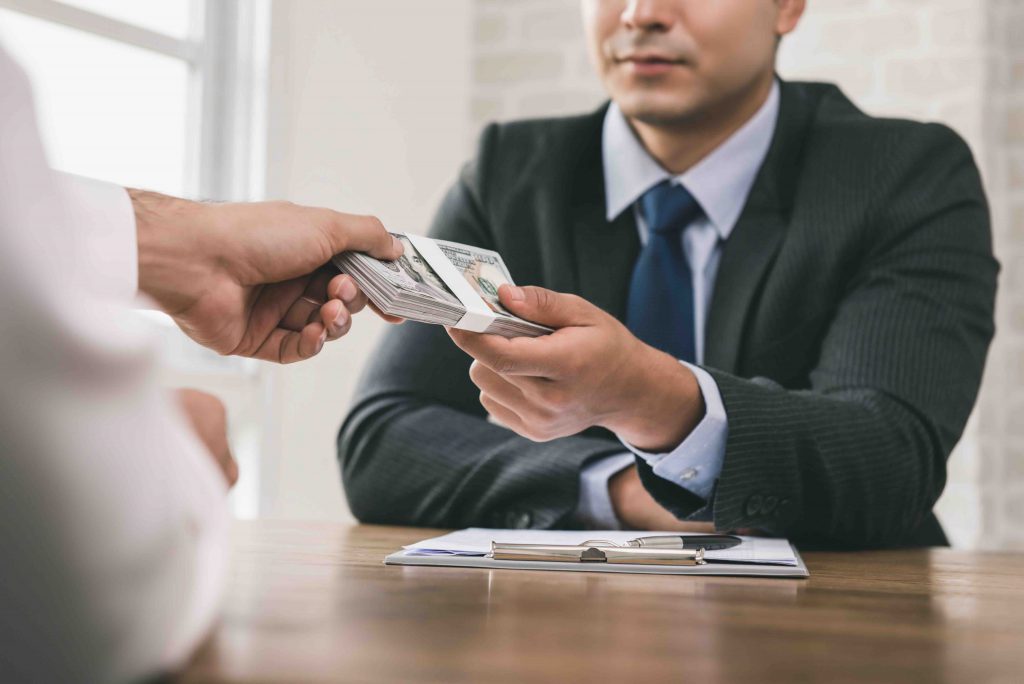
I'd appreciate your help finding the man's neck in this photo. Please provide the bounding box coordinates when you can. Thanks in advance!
[628,74,776,176]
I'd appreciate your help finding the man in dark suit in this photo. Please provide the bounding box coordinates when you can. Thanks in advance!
[338,0,997,548]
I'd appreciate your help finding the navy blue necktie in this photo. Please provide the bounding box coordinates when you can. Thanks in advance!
[626,180,702,363]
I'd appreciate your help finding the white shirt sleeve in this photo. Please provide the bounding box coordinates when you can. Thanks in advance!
[0,46,228,683]
[576,453,635,529]
[53,172,140,302]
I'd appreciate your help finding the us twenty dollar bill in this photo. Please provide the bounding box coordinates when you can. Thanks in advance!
[333,234,551,337]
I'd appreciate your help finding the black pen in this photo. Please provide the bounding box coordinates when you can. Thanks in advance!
[625,534,742,551]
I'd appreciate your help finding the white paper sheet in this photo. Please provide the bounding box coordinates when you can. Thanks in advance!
[404,528,800,566]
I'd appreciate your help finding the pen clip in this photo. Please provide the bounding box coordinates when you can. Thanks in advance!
[580,539,622,548]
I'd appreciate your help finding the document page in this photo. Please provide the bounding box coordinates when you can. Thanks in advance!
[405,528,799,566]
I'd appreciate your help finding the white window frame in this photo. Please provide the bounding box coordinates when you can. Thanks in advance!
[0,0,271,202]
[0,0,276,517]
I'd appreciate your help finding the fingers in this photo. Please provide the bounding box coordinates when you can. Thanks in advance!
[280,269,334,332]
[321,212,404,261]
[175,388,238,487]
[319,299,352,340]
[297,321,329,360]
[215,446,239,488]
[323,272,397,333]
[328,273,370,315]
[243,278,309,347]
[281,272,364,338]
[446,286,597,377]
[447,327,562,377]
[281,295,325,333]
[479,392,527,432]
[469,360,529,406]
[253,322,328,364]
[497,284,598,329]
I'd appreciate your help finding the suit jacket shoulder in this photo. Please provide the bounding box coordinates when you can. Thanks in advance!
[463,108,608,224]
[794,81,982,214]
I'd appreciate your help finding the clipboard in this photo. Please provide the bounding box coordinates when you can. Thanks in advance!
[386,530,810,578]
[490,541,705,565]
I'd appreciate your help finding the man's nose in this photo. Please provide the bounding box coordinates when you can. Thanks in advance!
[621,0,678,32]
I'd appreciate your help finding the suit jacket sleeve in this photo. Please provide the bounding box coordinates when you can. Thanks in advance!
[637,123,998,547]
[338,125,626,530]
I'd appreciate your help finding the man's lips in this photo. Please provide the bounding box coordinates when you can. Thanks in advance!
[615,53,688,76]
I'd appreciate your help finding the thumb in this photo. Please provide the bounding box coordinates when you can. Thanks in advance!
[498,285,595,328]
[322,212,404,261]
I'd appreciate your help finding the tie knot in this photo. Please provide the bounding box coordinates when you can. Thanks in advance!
[640,181,702,236]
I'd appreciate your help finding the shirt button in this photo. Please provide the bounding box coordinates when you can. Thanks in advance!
[745,494,763,517]
[680,467,699,482]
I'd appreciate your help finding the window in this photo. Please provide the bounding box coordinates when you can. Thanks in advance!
[0,0,272,517]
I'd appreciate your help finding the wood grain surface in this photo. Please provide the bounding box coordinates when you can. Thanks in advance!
[181,521,1024,683]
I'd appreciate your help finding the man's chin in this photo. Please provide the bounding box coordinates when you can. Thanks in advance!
[615,95,704,128]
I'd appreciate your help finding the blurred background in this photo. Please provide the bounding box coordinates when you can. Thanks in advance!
[1,0,1020,549]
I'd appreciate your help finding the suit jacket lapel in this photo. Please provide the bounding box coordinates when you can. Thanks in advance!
[704,81,816,373]
[568,106,641,321]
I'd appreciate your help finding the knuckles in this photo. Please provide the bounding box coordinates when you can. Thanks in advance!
[477,388,568,443]
[530,383,569,411]
[492,355,519,375]
[531,287,557,312]
[485,352,520,374]
[468,360,493,385]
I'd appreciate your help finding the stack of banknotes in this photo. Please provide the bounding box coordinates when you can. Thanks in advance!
[333,233,552,338]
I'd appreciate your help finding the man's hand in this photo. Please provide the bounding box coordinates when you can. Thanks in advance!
[447,285,706,452]
[132,190,404,363]
[609,465,715,531]
[175,388,237,487]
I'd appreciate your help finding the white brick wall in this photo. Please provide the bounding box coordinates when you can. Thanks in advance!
[472,0,604,130]
[978,0,1024,550]
[469,0,1023,549]
[779,0,993,549]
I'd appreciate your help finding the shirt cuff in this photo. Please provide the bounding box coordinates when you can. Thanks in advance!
[618,362,728,501]
[576,453,635,530]
[54,172,137,302]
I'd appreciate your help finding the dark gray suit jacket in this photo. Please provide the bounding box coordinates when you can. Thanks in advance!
[338,81,997,549]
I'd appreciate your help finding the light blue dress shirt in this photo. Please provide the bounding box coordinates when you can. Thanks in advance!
[576,81,780,529]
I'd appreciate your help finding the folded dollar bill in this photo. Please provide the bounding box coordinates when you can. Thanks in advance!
[333,234,552,338]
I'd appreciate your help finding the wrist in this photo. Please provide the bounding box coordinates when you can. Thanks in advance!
[132,189,212,314]
[608,465,645,529]
[609,464,706,531]
[602,345,705,453]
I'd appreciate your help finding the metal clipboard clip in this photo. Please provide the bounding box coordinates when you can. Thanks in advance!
[489,539,706,566]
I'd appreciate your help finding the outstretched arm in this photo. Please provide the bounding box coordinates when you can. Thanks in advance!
[131,189,402,363]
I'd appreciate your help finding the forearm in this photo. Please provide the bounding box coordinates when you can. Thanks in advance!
[340,394,625,529]
[130,188,213,314]
[641,369,950,547]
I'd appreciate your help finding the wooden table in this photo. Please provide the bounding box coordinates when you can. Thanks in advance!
[182,521,1024,683]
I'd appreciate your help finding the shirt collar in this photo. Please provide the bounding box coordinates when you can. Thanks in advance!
[602,80,780,241]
